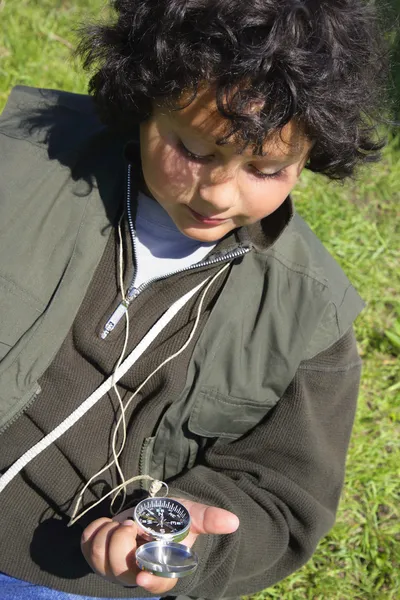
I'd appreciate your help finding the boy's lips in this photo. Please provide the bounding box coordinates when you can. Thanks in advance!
[187,206,230,225]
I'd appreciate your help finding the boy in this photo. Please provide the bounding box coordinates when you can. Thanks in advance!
[0,0,389,598]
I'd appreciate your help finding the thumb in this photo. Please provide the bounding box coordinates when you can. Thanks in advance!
[175,498,239,535]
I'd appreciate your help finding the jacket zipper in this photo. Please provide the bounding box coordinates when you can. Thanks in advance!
[100,246,249,339]
[138,436,155,488]
[100,164,250,339]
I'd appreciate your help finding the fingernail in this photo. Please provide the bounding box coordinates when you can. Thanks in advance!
[121,519,135,527]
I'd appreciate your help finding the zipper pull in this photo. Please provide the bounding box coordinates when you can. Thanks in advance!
[100,300,129,339]
[127,285,140,301]
[100,287,141,339]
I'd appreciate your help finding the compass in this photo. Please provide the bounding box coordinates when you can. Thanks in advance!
[134,497,198,578]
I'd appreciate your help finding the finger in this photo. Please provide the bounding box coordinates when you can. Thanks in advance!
[81,518,113,570]
[109,521,177,593]
[107,520,139,586]
[175,499,240,535]
[81,517,112,544]
[82,520,120,579]
[135,570,177,594]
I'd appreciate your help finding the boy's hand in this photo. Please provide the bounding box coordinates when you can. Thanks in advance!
[81,498,239,594]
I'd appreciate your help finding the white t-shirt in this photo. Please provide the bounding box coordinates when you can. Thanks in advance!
[134,192,217,288]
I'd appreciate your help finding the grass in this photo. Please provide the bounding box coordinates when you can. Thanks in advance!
[1,0,399,598]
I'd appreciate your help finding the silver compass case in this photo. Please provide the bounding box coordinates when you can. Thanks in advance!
[134,497,198,578]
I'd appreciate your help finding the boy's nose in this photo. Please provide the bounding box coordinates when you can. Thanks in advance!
[198,174,238,213]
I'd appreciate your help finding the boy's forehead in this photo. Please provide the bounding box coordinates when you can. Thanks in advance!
[163,87,309,159]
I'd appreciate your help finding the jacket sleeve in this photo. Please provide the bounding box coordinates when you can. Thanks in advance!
[168,327,361,599]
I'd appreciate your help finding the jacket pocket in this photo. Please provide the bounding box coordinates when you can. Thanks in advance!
[188,387,276,440]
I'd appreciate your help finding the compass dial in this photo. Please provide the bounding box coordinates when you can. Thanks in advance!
[134,497,190,542]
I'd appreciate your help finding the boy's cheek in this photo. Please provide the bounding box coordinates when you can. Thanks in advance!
[143,145,198,201]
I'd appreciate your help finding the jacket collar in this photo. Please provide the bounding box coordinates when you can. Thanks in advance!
[237,196,294,252]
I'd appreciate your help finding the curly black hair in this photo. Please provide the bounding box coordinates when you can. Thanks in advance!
[77,0,390,179]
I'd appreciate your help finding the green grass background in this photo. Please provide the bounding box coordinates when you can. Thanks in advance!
[1,0,399,598]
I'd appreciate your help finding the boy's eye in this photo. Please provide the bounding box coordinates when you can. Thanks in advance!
[177,139,285,179]
[177,140,214,163]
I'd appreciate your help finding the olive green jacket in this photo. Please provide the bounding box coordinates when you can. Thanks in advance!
[0,86,362,432]
[0,87,364,598]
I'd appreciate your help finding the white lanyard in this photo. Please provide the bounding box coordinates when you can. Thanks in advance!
[0,274,216,495]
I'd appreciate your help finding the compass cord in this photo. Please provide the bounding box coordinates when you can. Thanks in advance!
[68,477,168,527]
[68,220,230,526]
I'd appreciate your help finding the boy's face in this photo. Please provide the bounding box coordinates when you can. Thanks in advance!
[140,89,311,242]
